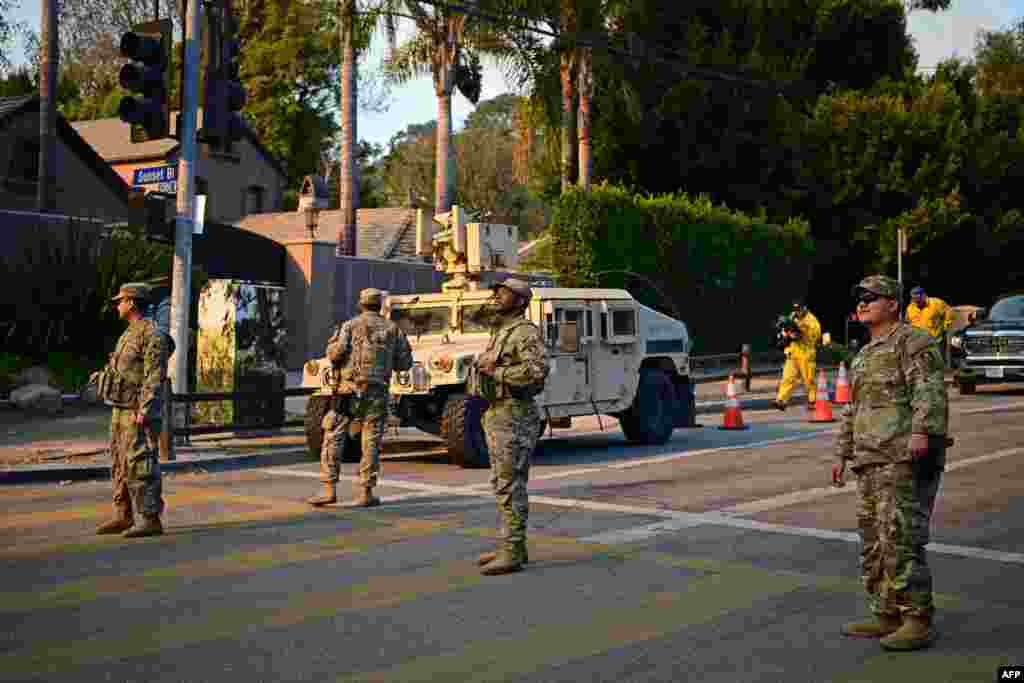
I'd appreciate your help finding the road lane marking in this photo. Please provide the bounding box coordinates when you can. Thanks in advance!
[605,430,838,470]
[714,445,1024,516]
[263,445,1024,565]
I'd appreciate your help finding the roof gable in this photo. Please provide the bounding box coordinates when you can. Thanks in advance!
[0,95,131,205]
[71,110,288,179]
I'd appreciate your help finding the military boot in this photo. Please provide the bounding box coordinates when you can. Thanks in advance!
[480,549,524,576]
[308,481,337,507]
[122,515,163,538]
[344,486,380,508]
[96,502,133,535]
[879,615,935,651]
[841,613,902,638]
[477,546,529,567]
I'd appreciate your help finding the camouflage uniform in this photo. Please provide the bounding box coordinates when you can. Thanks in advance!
[103,288,168,523]
[475,285,549,562]
[837,276,948,621]
[323,289,413,489]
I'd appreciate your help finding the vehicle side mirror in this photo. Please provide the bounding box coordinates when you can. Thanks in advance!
[557,321,580,354]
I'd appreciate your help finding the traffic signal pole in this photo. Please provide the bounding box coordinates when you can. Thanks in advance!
[168,0,201,438]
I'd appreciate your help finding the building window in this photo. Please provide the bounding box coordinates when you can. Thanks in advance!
[5,137,39,194]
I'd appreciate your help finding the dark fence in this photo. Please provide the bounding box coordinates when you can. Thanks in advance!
[170,386,315,441]
[193,222,285,285]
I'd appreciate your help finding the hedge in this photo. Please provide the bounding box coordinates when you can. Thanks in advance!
[551,183,815,353]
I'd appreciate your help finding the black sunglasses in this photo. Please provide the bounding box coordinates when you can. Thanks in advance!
[856,291,882,305]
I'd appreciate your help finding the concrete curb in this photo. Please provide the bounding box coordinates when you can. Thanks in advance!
[1,394,798,485]
[0,447,313,486]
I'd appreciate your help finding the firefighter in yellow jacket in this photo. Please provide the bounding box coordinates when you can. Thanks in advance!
[774,301,822,411]
[906,287,954,342]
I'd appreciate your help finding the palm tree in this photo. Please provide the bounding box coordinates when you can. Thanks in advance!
[558,0,577,193]
[333,0,398,256]
[38,0,58,212]
[385,0,490,213]
[337,0,358,256]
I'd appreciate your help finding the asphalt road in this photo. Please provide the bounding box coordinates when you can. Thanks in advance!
[2,387,1023,682]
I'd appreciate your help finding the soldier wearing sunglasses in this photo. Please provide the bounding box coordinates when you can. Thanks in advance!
[834,274,948,652]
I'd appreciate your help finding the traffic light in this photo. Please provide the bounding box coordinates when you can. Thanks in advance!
[118,19,172,143]
[200,2,246,150]
[220,15,247,149]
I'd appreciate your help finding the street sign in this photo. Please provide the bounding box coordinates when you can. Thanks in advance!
[132,165,177,186]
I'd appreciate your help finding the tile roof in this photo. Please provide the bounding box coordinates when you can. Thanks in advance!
[235,207,433,260]
[72,110,287,178]
[71,116,179,162]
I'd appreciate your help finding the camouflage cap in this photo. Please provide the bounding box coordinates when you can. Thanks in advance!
[359,288,383,306]
[852,275,899,299]
[492,277,533,302]
[111,282,151,302]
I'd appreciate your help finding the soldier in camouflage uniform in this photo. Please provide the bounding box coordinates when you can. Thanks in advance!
[472,278,549,576]
[308,288,413,508]
[92,283,168,538]
[835,275,948,651]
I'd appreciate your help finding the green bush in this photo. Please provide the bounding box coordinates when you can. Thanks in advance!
[0,353,33,395]
[550,183,815,353]
[47,351,105,393]
[2,218,207,361]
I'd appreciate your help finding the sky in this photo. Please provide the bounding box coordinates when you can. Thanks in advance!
[4,0,1022,148]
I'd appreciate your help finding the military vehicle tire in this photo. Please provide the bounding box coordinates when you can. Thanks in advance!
[958,379,976,395]
[304,396,360,463]
[620,368,675,445]
[442,393,489,468]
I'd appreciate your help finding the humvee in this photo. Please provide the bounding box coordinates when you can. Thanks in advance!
[303,207,696,467]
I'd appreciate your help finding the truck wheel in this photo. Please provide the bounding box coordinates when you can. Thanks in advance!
[304,396,359,463]
[620,368,675,445]
[442,393,489,468]
[958,380,976,395]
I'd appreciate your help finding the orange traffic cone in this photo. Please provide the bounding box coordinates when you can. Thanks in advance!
[809,369,836,423]
[719,375,749,430]
[834,362,851,405]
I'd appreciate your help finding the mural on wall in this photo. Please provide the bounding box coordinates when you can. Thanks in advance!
[195,280,288,427]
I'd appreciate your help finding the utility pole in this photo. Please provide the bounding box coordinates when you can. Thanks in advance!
[168,0,201,438]
[37,0,58,212]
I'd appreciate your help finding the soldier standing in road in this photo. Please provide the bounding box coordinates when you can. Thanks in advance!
[773,301,822,411]
[472,278,549,576]
[835,275,948,651]
[308,288,413,508]
[92,283,168,538]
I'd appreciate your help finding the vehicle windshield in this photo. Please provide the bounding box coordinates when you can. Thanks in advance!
[989,295,1024,321]
[390,306,451,336]
[461,303,498,333]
